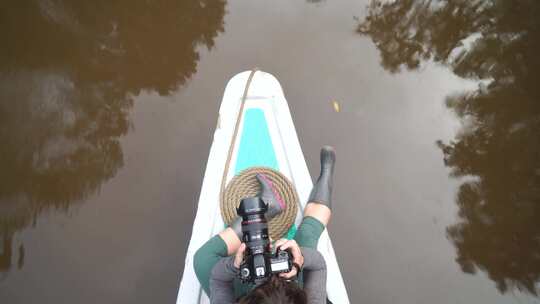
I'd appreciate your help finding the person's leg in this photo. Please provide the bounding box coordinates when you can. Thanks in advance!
[295,146,336,248]
[295,216,326,249]
[303,203,331,227]
[305,145,335,225]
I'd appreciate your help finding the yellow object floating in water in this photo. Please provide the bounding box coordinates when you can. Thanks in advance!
[332,100,340,112]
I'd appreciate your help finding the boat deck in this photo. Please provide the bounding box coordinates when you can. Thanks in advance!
[177,71,349,303]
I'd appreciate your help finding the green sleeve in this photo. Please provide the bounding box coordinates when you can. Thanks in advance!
[193,234,229,296]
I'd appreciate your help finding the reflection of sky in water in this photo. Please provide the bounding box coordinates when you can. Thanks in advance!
[0,0,226,277]
[360,0,540,299]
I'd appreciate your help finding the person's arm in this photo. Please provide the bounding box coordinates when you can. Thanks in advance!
[209,256,238,304]
[208,243,247,304]
[193,234,231,296]
[301,247,327,304]
[274,239,327,304]
[193,228,242,297]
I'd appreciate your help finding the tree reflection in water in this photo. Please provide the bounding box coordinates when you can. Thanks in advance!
[359,0,540,296]
[0,0,225,273]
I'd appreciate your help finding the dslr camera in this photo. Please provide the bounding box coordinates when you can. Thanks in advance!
[237,197,293,284]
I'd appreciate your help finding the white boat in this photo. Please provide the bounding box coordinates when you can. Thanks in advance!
[176,70,350,303]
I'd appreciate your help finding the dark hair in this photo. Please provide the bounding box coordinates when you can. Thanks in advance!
[238,276,307,304]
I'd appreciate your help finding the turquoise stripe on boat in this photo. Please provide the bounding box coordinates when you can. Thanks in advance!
[233,107,296,239]
[234,109,278,173]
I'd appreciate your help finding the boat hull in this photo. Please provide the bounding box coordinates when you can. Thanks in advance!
[177,70,349,303]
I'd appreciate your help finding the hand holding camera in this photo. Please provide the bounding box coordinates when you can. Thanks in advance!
[273,239,304,279]
[234,238,304,272]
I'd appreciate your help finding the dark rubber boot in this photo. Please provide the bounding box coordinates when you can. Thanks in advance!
[308,146,336,210]
[256,173,286,219]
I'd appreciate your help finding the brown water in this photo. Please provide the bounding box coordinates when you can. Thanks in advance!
[1,0,539,303]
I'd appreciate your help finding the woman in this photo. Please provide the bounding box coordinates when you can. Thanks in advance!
[194,146,336,304]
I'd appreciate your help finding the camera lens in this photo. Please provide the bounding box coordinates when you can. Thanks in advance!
[237,197,269,248]
[237,197,271,282]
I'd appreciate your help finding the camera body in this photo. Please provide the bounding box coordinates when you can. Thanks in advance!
[237,197,293,284]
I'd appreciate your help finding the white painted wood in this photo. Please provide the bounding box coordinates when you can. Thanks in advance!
[177,71,350,304]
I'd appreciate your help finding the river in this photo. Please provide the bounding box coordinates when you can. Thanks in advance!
[1,0,539,303]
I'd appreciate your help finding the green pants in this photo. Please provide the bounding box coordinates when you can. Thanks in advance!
[193,216,325,297]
